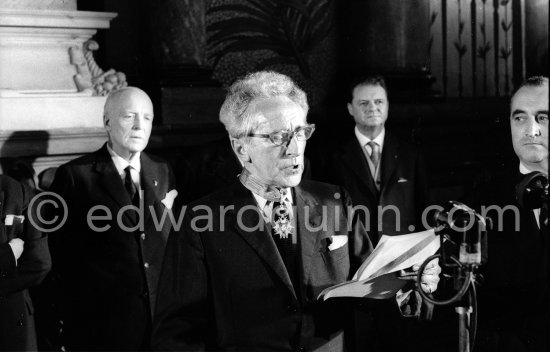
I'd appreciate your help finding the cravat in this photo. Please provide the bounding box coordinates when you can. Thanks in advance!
[367,141,381,167]
[124,166,139,206]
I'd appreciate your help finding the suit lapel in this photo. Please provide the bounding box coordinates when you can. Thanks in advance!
[231,184,298,301]
[0,191,5,243]
[140,153,161,225]
[93,145,137,224]
[294,185,325,288]
[380,133,400,195]
[342,139,378,200]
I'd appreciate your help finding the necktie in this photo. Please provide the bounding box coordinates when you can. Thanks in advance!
[124,166,139,206]
[367,141,381,167]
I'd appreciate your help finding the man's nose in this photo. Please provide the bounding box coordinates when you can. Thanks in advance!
[525,117,542,137]
[133,115,144,129]
[284,134,303,156]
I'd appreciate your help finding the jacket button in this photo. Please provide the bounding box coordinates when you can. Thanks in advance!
[140,233,146,240]
[17,319,23,327]
[143,262,150,269]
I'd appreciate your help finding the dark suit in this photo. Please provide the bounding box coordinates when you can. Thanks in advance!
[327,133,429,243]
[49,144,176,351]
[0,175,51,351]
[471,165,549,352]
[325,132,433,352]
[152,180,374,351]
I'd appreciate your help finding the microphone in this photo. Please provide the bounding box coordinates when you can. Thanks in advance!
[515,172,548,209]
[430,201,478,229]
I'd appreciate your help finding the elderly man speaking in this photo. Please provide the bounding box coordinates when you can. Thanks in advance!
[153,71,439,352]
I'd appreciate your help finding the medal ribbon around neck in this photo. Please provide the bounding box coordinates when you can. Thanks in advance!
[239,168,294,238]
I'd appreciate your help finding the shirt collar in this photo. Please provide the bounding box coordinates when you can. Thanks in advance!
[355,126,385,150]
[106,143,141,175]
[252,188,293,209]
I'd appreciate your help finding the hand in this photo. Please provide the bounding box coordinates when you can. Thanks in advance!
[8,238,25,262]
[397,259,441,294]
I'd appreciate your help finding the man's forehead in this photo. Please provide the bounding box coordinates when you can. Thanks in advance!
[253,97,306,127]
[511,85,549,110]
[353,84,387,99]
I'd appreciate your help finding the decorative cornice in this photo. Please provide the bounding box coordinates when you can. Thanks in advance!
[0,9,117,29]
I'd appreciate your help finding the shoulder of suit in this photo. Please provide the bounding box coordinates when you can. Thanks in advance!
[142,151,170,165]
[187,182,243,209]
[0,175,27,205]
[61,147,105,169]
[297,179,344,199]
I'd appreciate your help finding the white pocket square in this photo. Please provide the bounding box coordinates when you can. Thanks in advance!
[328,235,348,251]
[397,177,408,183]
[5,214,24,226]
[161,190,178,210]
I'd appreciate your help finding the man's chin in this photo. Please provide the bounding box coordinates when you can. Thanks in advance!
[279,173,303,188]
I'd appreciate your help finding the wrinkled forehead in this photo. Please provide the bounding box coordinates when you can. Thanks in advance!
[511,85,549,112]
[252,96,307,132]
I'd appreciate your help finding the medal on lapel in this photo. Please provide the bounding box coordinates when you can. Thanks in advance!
[272,190,293,239]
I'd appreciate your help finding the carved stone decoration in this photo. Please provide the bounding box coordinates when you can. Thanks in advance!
[70,45,94,93]
[72,40,128,96]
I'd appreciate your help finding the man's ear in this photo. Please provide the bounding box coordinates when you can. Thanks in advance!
[230,137,251,163]
[104,115,110,130]
[347,103,354,116]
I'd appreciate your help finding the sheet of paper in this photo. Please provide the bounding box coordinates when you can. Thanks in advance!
[318,229,440,301]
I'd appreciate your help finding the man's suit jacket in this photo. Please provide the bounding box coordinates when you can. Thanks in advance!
[49,144,176,351]
[0,175,51,351]
[327,133,429,243]
[471,165,549,352]
[152,180,374,352]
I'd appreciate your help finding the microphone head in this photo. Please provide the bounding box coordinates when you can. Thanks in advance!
[516,172,548,209]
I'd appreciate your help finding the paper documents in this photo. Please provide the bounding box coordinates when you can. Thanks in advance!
[318,229,440,301]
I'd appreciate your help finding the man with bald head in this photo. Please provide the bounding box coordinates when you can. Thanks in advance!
[49,87,176,350]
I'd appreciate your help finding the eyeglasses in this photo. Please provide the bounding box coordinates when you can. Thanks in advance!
[248,124,316,146]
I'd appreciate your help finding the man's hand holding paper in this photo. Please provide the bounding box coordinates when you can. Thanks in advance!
[397,259,441,294]
[318,229,441,301]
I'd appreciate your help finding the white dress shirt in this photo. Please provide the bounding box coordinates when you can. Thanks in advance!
[106,144,142,196]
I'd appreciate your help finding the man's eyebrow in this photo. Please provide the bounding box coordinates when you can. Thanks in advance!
[511,109,526,115]
[511,109,548,115]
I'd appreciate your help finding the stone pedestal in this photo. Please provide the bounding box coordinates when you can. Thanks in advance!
[0,8,116,131]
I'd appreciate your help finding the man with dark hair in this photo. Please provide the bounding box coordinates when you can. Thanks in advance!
[328,75,429,242]
[473,76,548,352]
[324,75,432,351]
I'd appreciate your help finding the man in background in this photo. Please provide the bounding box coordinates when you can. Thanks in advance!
[473,76,548,352]
[50,87,177,350]
[326,75,434,351]
[0,176,51,350]
[327,75,429,242]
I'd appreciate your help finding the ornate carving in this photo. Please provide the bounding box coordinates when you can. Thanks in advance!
[71,40,128,96]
